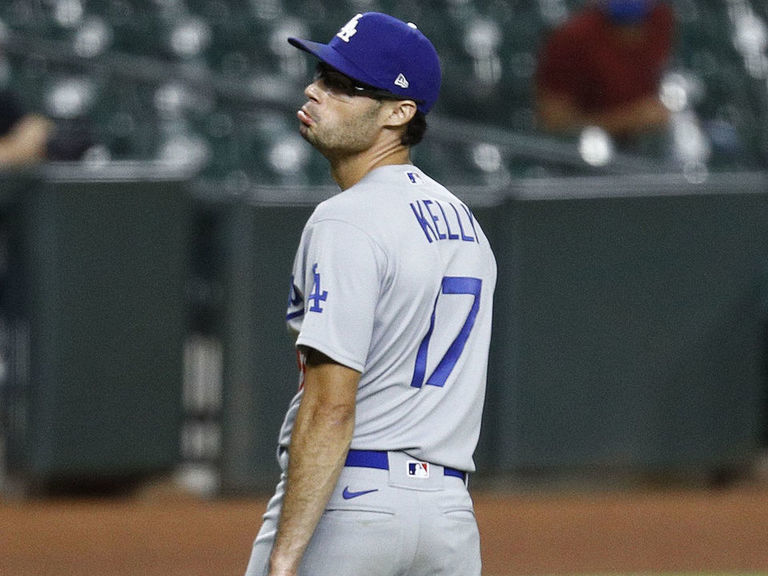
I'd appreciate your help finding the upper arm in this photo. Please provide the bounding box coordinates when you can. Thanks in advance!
[294,219,383,372]
[300,346,360,417]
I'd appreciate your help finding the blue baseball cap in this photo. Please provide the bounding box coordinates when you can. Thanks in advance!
[288,12,441,114]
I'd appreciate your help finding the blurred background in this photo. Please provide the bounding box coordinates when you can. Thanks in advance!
[0,0,767,498]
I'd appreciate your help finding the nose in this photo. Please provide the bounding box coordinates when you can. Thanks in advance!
[304,80,322,101]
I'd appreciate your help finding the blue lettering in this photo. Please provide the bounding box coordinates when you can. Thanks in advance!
[461,204,480,244]
[424,200,446,240]
[451,203,475,243]
[410,201,435,243]
[411,200,481,244]
[437,202,459,240]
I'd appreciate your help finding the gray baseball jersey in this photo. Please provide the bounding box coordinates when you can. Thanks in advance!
[245,164,496,576]
[279,164,497,472]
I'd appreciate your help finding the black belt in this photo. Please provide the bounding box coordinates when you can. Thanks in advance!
[345,449,467,481]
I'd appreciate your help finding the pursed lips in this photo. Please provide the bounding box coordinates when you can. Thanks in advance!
[297,106,314,126]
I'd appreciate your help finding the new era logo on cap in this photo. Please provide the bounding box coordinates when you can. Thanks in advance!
[288,12,442,114]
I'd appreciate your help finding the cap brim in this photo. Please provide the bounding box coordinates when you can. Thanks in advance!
[287,37,384,91]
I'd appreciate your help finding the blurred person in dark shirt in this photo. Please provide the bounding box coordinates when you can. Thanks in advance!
[535,0,675,145]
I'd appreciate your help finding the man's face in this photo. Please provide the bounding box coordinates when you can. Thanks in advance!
[296,64,389,159]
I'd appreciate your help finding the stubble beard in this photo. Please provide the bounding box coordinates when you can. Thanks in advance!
[300,102,382,161]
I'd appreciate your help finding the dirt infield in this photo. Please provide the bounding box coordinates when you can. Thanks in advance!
[3,478,768,576]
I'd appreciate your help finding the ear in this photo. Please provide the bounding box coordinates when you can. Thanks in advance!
[383,100,418,129]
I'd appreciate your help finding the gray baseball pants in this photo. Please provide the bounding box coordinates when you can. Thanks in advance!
[244,450,481,576]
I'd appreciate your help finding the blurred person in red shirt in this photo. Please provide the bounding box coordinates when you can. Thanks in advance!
[535,0,675,145]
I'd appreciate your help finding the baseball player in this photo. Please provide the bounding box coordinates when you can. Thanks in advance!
[244,12,497,576]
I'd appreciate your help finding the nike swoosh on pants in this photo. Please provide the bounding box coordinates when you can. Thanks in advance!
[342,486,379,500]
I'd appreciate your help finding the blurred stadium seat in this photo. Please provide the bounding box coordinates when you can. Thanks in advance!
[1,0,768,184]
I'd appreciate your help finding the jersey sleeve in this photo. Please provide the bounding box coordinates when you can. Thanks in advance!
[292,217,384,373]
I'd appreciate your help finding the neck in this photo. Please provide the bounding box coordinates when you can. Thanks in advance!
[329,141,411,190]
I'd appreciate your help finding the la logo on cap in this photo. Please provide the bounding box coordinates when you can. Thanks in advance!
[336,13,363,43]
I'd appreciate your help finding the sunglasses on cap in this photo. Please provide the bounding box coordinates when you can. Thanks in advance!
[313,62,411,103]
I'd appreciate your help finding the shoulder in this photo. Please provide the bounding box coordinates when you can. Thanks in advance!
[306,165,468,255]
[302,180,388,255]
[308,186,374,231]
[311,166,437,222]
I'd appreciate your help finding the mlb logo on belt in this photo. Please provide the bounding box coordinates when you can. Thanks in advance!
[407,461,430,478]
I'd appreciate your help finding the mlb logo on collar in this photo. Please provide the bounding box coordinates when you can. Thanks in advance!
[407,171,423,184]
[408,461,430,478]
